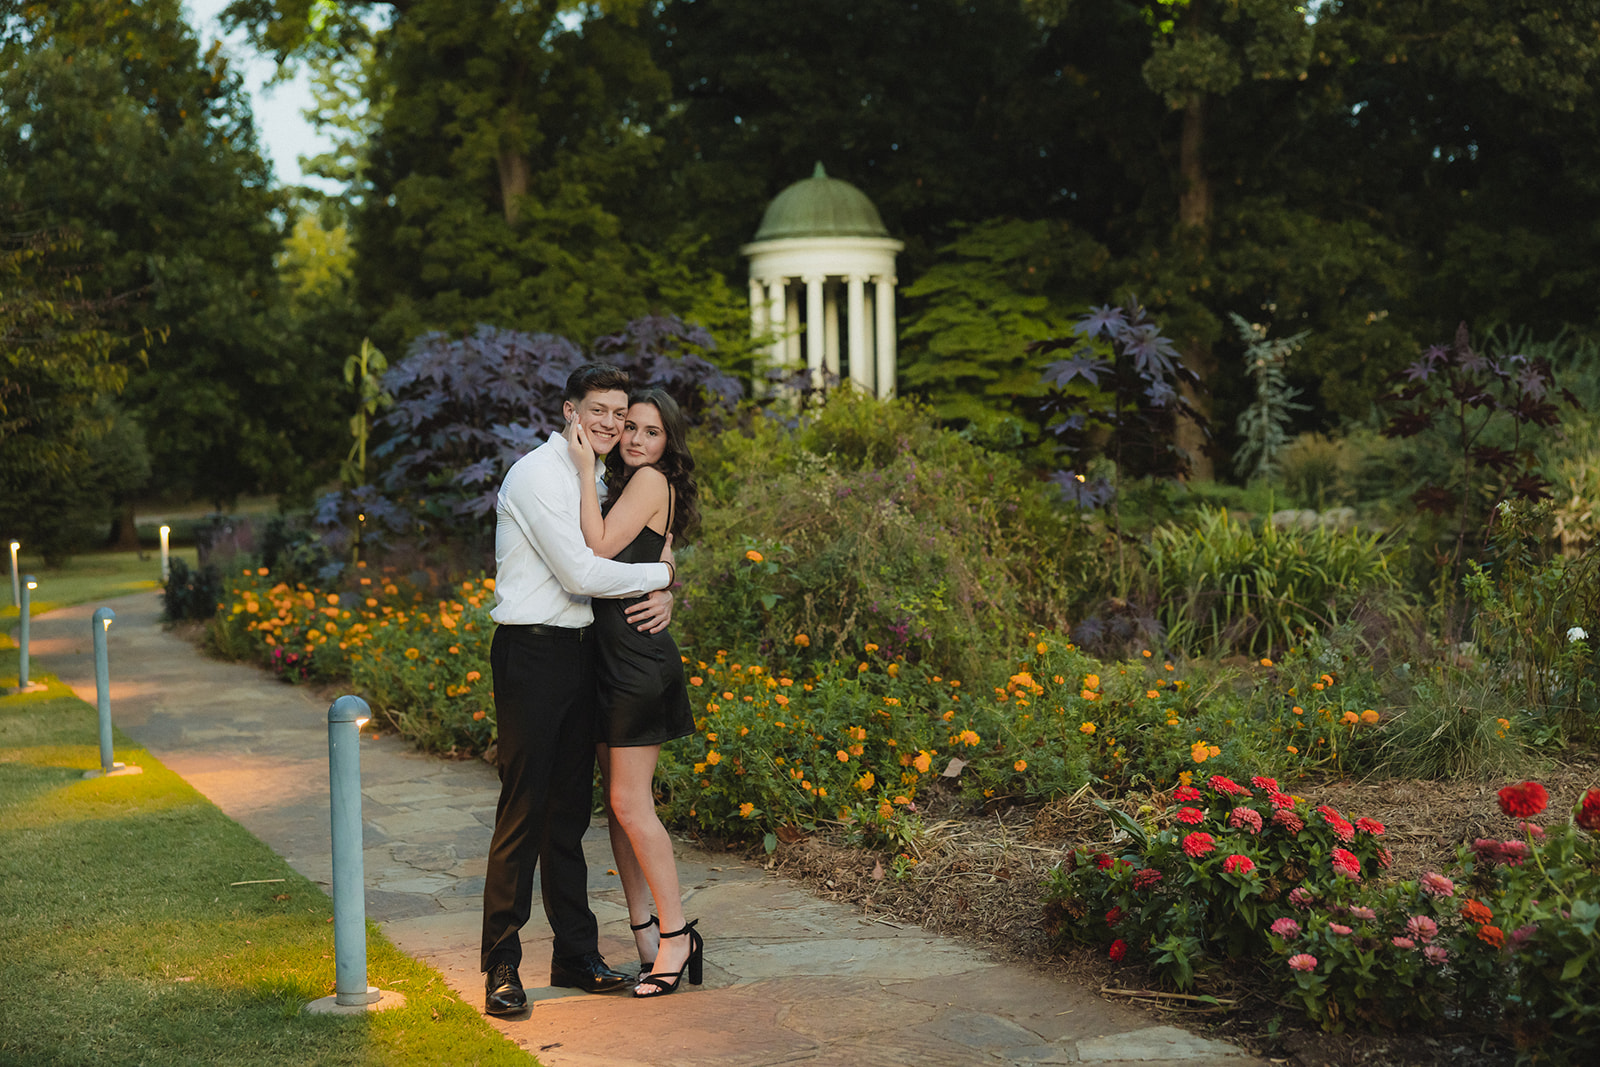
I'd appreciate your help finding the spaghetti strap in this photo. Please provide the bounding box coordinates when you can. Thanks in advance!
[665,485,675,542]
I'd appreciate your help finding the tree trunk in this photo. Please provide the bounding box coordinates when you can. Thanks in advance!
[1175,91,1215,479]
[109,500,142,551]
[498,150,528,224]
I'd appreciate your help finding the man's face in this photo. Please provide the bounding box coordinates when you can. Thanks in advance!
[563,388,629,456]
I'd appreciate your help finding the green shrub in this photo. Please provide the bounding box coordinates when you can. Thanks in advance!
[679,391,1103,680]
[1146,506,1411,657]
[161,556,224,622]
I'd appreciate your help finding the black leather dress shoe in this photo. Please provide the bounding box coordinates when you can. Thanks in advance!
[549,952,630,993]
[485,961,527,1015]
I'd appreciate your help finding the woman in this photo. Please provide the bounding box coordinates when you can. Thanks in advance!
[567,387,703,997]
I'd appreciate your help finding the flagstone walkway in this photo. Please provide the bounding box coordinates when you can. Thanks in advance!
[26,591,1266,1067]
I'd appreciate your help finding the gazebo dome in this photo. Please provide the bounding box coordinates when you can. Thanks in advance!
[752,162,890,241]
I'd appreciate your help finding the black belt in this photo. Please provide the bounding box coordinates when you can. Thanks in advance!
[521,622,589,640]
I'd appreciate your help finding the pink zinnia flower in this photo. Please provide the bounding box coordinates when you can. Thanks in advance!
[1287,953,1318,972]
[1250,776,1280,791]
[1355,817,1385,836]
[1392,936,1415,949]
[1423,945,1449,965]
[1268,790,1296,809]
[1272,809,1304,834]
[1509,923,1538,952]
[1519,821,1546,840]
[1172,785,1202,802]
[1330,848,1362,880]
[1328,922,1352,936]
[1208,774,1251,797]
[1376,847,1393,869]
[1288,887,1314,908]
[1420,872,1455,898]
[1407,915,1438,943]
[1222,854,1256,875]
[1270,917,1301,939]
[1182,832,1216,858]
[1176,806,1206,825]
[1499,839,1531,865]
[1348,906,1376,920]
[1228,807,1264,834]
[1323,813,1356,843]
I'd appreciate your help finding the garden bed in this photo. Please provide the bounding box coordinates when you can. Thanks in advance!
[755,757,1600,1066]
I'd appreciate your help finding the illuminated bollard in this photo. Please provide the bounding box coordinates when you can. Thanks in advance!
[305,695,403,1014]
[8,576,45,695]
[159,525,170,583]
[83,608,140,779]
[7,541,17,607]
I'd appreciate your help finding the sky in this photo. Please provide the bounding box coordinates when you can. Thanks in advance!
[183,0,340,193]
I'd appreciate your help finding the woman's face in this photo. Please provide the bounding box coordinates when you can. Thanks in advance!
[620,402,668,468]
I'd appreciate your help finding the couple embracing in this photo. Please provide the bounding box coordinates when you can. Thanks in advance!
[481,362,703,1015]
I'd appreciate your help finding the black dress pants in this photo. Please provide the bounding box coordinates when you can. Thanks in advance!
[481,624,599,971]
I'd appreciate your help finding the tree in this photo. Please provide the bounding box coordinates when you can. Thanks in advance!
[1,1,346,506]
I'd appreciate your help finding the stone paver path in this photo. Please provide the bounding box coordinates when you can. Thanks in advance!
[26,591,1266,1067]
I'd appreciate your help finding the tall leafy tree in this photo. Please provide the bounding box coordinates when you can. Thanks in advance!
[1,0,344,506]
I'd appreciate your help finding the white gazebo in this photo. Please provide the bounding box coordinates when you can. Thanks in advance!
[741,163,904,397]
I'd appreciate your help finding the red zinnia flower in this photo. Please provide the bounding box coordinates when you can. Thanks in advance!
[1272,809,1304,834]
[1267,790,1296,809]
[1176,806,1206,825]
[1093,852,1114,870]
[1250,775,1280,791]
[1182,832,1216,858]
[1108,938,1127,962]
[1461,900,1493,926]
[1222,854,1255,875]
[1133,868,1163,890]
[1208,774,1251,797]
[1105,907,1123,925]
[1355,817,1385,836]
[1173,785,1202,802]
[1497,781,1549,819]
[1577,789,1600,832]
[1477,925,1504,949]
[1330,848,1362,879]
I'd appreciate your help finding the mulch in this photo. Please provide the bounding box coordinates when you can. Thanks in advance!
[746,755,1600,1067]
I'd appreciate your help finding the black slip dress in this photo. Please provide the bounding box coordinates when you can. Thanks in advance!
[593,492,695,748]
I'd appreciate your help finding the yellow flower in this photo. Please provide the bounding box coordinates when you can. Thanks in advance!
[1079,722,1096,735]
[1178,770,1193,786]
[856,771,875,791]
[1362,709,1381,724]
[817,786,827,798]
[1191,740,1213,763]
[1036,641,1048,655]
[705,751,722,766]
[893,795,911,806]
[1083,674,1100,690]
[913,750,933,773]
[883,696,901,707]
[404,647,421,660]
[693,762,706,774]
[739,802,756,817]
[1013,759,1028,772]
[956,729,980,747]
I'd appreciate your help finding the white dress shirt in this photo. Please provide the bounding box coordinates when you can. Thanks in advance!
[490,434,670,627]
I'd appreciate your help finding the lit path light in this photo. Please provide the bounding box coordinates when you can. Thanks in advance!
[7,576,46,695]
[159,525,170,583]
[7,541,17,607]
[305,695,405,1014]
[83,607,141,779]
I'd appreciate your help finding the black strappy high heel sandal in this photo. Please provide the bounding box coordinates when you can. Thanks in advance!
[633,919,702,997]
[631,914,658,972]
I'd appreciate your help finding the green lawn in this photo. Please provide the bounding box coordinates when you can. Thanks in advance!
[2,549,195,620]
[0,657,531,1067]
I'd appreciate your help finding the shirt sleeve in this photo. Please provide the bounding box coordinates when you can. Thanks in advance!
[505,453,669,598]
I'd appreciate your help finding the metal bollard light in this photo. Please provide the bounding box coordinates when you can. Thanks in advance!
[328,695,378,1006]
[93,609,120,771]
[17,575,36,689]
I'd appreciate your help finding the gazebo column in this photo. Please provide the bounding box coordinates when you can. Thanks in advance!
[874,275,897,398]
[766,277,786,372]
[784,283,802,368]
[823,279,841,382]
[804,275,826,390]
[846,274,871,392]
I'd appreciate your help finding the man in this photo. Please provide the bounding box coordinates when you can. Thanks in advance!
[481,362,676,1015]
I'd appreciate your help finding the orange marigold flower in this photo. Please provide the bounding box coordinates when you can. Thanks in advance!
[745,549,764,562]
[956,729,980,747]
[472,711,486,721]
[1084,674,1100,690]
[793,633,810,647]
[466,670,481,682]
[836,750,850,762]
[1079,722,1096,735]
[1341,710,1360,725]
[913,751,933,773]
[775,694,790,706]
[1477,925,1504,949]
[1461,900,1493,926]
[739,802,756,817]
[1014,759,1028,772]
[404,648,420,660]
[705,751,722,766]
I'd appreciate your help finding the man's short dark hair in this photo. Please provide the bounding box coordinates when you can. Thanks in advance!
[565,362,630,405]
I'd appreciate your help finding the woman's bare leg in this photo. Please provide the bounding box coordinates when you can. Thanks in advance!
[605,744,690,989]
[596,743,657,967]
